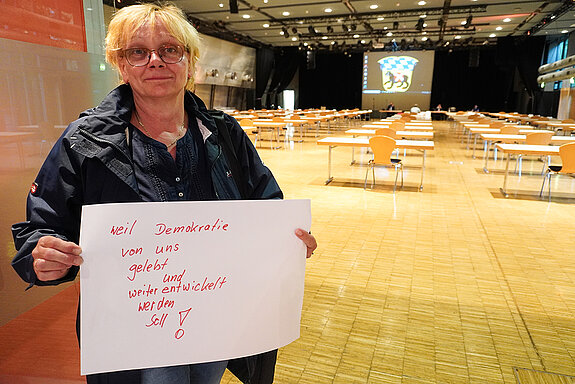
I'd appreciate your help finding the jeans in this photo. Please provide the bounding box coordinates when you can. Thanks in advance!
[141,360,228,384]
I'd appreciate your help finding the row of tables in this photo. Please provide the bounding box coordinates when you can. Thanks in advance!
[452,112,575,198]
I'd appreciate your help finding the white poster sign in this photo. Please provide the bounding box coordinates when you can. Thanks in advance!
[79,199,310,375]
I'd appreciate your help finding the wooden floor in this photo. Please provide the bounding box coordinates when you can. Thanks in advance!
[2,119,575,383]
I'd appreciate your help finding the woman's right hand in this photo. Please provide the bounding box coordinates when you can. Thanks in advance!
[32,236,83,281]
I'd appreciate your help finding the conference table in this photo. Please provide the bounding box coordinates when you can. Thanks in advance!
[316,137,434,191]
[480,134,575,172]
[345,129,433,140]
[252,120,287,149]
[362,124,433,132]
[467,127,537,158]
[495,143,560,197]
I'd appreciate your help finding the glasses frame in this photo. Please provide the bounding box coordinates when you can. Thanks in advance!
[123,45,186,67]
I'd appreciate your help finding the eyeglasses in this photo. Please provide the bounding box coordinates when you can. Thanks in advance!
[123,44,185,67]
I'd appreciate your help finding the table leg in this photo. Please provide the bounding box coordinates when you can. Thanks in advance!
[472,134,478,158]
[351,135,356,165]
[325,145,334,184]
[500,153,511,197]
[483,140,492,173]
[419,150,426,191]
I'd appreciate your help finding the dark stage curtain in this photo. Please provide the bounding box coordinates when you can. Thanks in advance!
[255,48,275,109]
[298,52,363,110]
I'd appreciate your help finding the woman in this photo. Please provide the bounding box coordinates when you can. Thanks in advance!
[11,3,317,384]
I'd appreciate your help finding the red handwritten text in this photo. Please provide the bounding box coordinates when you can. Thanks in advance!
[154,219,228,236]
[146,313,168,328]
[122,247,143,258]
[155,243,179,254]
[110,220,137,236]
[138,296,175,312]
[127,258,169,281]
[128,284,158,299]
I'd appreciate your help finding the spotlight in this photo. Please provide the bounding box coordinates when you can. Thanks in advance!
[342,24,350,32]
[465,14,473,28]
[308,25,317,35]
[281,26,289,38]
[350,24,357,31]
[416,18,425,31]
[393,21,399,30]
[326,25,334,33]
[363,22,373,33]
[292,27,298,34]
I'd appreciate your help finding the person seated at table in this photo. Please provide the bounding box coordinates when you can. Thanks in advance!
[410,104,421,113]
[472,104,480,112]
[435,104,442,111]
[386,102,395,110]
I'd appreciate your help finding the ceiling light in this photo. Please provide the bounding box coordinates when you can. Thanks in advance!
[455,35,461,39]
[420,14,427,18]
[418,1,426,5]
[263,0,268,2]
[353,34,360,38]
[242,14,251,19]
[263,23,269,28]
[322,36,328,39]
[503,18,511,22]
[386,32,393,36]
[562,29,569,33]
[370,4,378,9]
[422,36,428,41]
[495,26,502,30]
[292,36,298,41]
[489,33,496,37]
[218,3,224,7]
[377,17,385,21]
[282,11,290,16]
[324,8,333,13]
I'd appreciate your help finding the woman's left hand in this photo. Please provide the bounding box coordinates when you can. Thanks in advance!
[295,229,317,258]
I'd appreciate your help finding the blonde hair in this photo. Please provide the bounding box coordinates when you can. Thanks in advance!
[105,2,201,90]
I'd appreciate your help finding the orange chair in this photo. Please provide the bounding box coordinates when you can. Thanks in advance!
[375,127,397,139]
[515,131,555,175]
[540,142,575,200]
[364,136,403,192]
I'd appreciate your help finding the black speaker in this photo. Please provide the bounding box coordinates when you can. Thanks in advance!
[469,48,480,68]
[229,0,238,13]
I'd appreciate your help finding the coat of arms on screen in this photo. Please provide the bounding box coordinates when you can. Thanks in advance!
[378,56,419,93]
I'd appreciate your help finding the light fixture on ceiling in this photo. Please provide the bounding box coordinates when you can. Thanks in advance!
[291,27,298,34]
[281,27,290,38]
[464,14,473,28]
[342,24,350,32]
[308,25,317,35]
[363,22,374,33]
[393,21,399,30]
[416,18,425,31]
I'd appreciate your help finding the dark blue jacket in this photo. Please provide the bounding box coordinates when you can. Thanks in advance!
[12,84,282,287]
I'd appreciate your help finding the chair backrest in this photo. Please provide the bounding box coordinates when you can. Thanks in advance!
[389,122,404,130]
[239,119,254,127]
[559,142,575,174]
[500,126,520,135]
[369,136,397,165]
[272,117,284,122]
[375,127,397,138]
[525,131,554,145]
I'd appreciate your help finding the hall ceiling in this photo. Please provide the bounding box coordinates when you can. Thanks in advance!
[108,0,575,49]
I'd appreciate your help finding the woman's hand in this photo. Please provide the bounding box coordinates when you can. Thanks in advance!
[32,236,83,281]
[295,229,317,258]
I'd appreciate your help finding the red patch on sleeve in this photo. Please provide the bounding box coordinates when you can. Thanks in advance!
[30,182,38,195]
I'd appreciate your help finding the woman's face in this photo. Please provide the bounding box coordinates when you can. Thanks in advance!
[119,21,191,101]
